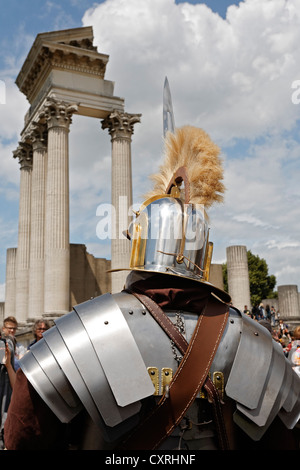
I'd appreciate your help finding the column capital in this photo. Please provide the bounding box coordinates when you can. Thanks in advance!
[13,142,33,169]
[40,97,79,130]
[101,110,141,141]
[23,121,47,151]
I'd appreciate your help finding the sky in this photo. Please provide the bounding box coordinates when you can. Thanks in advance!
[0,0,300,303]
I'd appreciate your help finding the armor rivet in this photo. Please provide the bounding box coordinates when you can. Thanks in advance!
[129,310,133,315]
[254,332,259,336]
[142,310,146,315]
[230,319,234,324]
[165,371,169,376]
[151,370,156,375]
[104,321,109,325]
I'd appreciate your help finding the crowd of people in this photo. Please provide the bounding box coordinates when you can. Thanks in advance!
[0,316,50,449]
[243,303,300,364]
[243,302,277,325]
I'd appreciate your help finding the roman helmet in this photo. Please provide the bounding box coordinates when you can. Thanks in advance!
[127,125,231,303]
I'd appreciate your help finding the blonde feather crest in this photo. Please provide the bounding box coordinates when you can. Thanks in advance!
[145,125,225,208]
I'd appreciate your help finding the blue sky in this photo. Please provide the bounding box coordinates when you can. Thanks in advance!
[0,0,299,303]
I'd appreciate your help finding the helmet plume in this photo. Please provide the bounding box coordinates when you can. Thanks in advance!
[145,126,225,208]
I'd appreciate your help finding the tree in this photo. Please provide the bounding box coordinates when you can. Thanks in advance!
[222,250,277,307]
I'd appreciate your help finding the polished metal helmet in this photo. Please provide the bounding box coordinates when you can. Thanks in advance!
[128,195,211,281]
[127,158,231,303]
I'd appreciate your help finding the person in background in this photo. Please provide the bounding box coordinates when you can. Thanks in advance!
[0,333,16,450]
[270,306,276,327]
[265,304,271,322]
[259,303,266,320]
[3,341,16,389]
[2,317,26,370]
[251,305,260,320]
[243,305,251,317]
[28,319,51,349]
[287,326,300,369]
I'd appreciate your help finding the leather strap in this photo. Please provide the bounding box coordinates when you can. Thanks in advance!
[122,291,229,450]
[128,291,189,353]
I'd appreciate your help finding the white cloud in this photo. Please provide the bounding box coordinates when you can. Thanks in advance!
[266,239,300,250]
[232,213,279,230]
[88,0,300,137]
[82,0,300,144]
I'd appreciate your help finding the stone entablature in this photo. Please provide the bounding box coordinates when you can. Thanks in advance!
[16,26,124,125]
[16,27,108,104]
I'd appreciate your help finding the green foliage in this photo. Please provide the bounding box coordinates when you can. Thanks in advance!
[222,250,277,306]
[222,263,228,292]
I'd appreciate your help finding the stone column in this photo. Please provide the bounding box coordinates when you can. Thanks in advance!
[26,123,47,319]
[278,285,300,323]
[226,245,251,312]
[43,98,78,316]
[13,144,33,323]
[209,263,224,291]
[4,248,17,317]
[102,111,141,293]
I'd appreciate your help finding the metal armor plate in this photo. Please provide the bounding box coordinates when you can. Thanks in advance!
[20,291,300,445]
[225,314,273,409]
[223,311,300,440]
[20,293,154,442]
[73,293,154,408]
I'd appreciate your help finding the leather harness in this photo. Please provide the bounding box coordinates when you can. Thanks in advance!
[121,290,230,450]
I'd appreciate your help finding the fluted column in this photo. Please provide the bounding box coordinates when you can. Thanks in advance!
[43,98,78,315]
[26,123,47,319]
[226,245,251,312]
[4,248,17,316]
[13,144,33,323]
[102,110,141,293]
